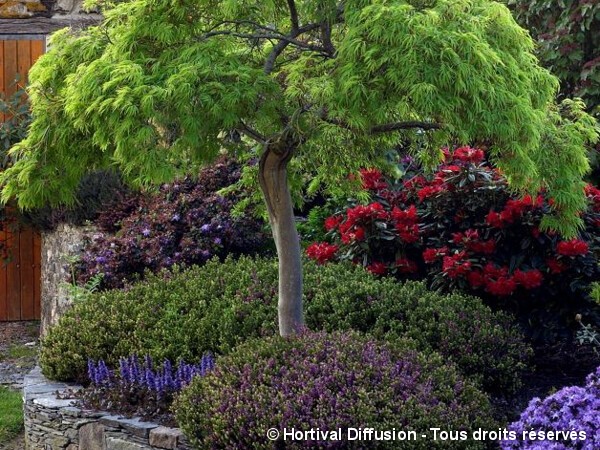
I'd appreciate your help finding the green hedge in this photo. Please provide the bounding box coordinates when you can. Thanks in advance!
[41,256,531,393]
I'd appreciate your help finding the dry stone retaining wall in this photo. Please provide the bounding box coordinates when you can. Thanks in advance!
[24,366,191,450]
[40,224,93,337]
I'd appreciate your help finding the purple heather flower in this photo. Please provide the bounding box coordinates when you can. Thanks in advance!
[200,224,211,233]
[213,237,222,245]
[95,256,107,265]
[141,228,151,237]
[171,213,181,222]
[501,365,600,450]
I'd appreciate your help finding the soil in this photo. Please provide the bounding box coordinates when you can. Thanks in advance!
[0,432,25,450]
[0,321,40,389]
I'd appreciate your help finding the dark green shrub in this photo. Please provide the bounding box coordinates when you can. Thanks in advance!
[174,331,497,450]
[41,257,531,394]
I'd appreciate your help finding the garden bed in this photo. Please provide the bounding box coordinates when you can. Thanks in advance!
[22,366,190,450]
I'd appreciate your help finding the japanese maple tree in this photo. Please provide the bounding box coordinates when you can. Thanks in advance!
[1,0,597,335]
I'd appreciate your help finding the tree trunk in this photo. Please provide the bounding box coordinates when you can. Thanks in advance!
[258,143,304,336]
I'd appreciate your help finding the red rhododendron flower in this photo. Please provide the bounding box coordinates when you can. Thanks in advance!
[442,252,471,278]
[397,223,420,243]
[395,258,418,273]
[422,246,448,263]
[324,215,342,231]
[366,262,387,275]
[485,277,517,296]
[392,205,418,223]
[584,184,600,201]
[546,257,567,274]
[360,168,387,191]
[468,239,496,255]
[486,211,504,228]
[403,175,427,190]
[306,242,338,264]
[347,203,388,224]
[483,263,509,279]
[341,226,366,244]
[467,270,485,288]
[513,269,543,290]
[417,185,443,202]
[453,146,485,164]
[556,239,589,256]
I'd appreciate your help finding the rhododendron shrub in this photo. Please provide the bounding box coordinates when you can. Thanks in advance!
[307,148,600,335]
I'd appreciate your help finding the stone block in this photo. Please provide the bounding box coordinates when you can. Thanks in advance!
[45,434,70,448]
[149,427,184,449]
[61,406,82,418]
[117,418,158,439]
[79,422,104,450]
[99,415,126,429]
[34,397,76,409]
[105,436,150,450]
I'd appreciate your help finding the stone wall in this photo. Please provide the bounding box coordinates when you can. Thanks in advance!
[24,367,191,450]
[40,224,92,337]
[0,0,100,19]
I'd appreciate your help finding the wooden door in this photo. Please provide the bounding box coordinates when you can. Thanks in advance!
[0,36,45,321]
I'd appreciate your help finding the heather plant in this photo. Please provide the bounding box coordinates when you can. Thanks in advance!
[501,365,600,450]
[174,330,497,449]
[75,158,270,290]
[82,354,213,425]
[41,256,531,395]
[307,147,600,339]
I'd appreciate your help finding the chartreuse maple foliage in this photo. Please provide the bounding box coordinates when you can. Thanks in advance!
[1,0,597,237]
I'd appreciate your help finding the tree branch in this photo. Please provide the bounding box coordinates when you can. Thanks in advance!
[319,114,442,134]
[287,0,299,31]
[238,121,267,144]
[263,23,321,74]
[370,121,443,133]
[200,30,326,54]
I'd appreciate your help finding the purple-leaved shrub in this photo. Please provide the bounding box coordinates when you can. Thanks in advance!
[174,331,497,449]
[82,354,214,426]
[76,157,270,289]
[502,366,600,450]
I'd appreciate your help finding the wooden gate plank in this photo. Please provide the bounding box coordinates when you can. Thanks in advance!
[3,40,18,98]
[17,40,32,87]
[0,224,7,321]
[0,41,5,123]
[19,227,35,320]
[33,231,41,319]
[30,40,44,66]
[6,225,21,320]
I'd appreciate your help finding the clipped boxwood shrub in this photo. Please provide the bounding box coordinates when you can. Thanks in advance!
[174,331,497,449]
[41,257,531,394]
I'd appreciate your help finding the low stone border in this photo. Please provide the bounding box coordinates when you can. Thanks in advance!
[23,367,191,450]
